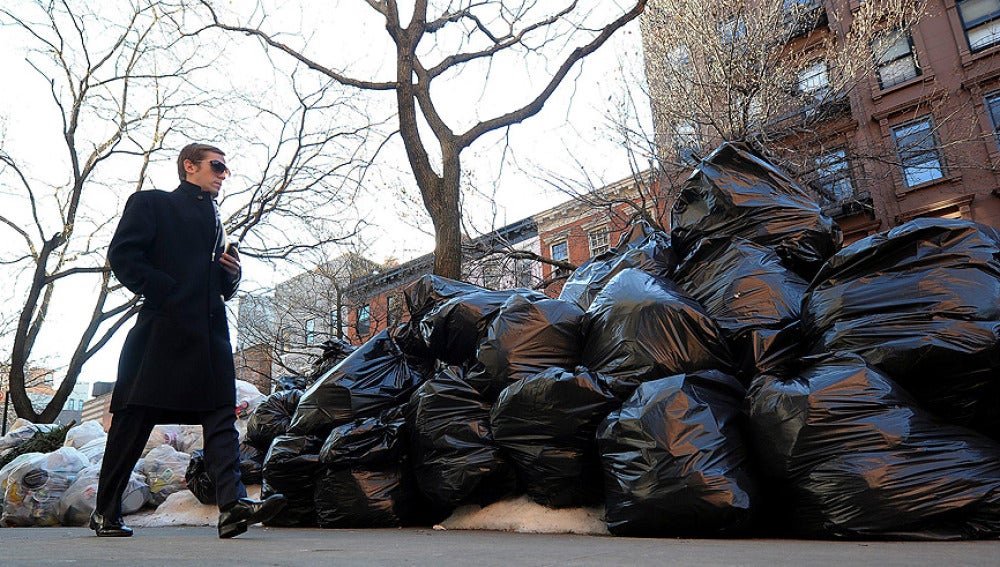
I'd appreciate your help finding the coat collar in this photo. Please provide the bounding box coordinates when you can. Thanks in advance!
[176,180,214,200]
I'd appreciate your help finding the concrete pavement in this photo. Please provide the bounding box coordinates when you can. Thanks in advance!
[2,526,999,566]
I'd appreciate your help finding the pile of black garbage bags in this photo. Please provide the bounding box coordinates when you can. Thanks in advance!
[245,142,1000,540]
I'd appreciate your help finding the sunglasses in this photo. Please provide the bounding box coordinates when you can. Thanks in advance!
[197,159,230,176]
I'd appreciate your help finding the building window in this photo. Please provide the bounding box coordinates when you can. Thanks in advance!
[797,60,829,96]
[514,258,534,288]
[873,30,921,89]
[550,241,568,262]
[588,227,611,257]
[985,91,1000,145]
[672,122,700,165]
[719,18,746,43]
[958,0,1000,52]
[480,256,505,290]
[387,295,402,328]
[665,44,690,72]
[891,117,945,188]
[305,319,316,344]
[813,149,854,203]
[356,304,371,337]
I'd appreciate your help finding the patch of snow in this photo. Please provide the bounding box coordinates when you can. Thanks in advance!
[437,496,609,535]
[126,485,261,528]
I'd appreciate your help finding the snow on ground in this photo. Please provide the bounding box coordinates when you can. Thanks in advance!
[436,496,609,535]
[126,485,261,528]
[125,489,608,535]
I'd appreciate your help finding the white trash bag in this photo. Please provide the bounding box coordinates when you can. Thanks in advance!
[77,437,107,465]
[63,421,107,450]
[58,464,150,526]
[1,447,90,526]
[235,380,266,419]
[139,444,191,506]
[142,425,203,457]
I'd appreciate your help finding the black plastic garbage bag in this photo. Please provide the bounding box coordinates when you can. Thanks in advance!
[261,434,323,527]
[289,330,429,438]
[405,366,516,511]
[314,414,423,528]
[674,237,808,380]
[559,220,676,311]
[238,441,264,486]
[395,275,487,358]
[308,339,358,380]
[597,370,757,537]
[187,446,266,504]
[474,294,585,400]
[581,268,736,398]
[314,466,420,529]
[319,412,406,467]
[246,389,303,453]
[747,352,1000,540]
[403,274,486,318]
[185,450,214,505]
[274,375,309,392]
[671,142,842,279]
[801,218,1000,438]
[420,288,548,365]
[490,366,620,508]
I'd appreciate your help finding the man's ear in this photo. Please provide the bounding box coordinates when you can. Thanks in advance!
[183,159,197,175]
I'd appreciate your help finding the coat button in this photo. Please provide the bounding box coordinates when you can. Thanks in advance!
[197,195,204,200]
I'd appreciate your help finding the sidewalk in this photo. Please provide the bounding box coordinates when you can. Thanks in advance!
[2,526,998,567]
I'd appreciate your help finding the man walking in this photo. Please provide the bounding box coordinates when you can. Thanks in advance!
[93,143,285,538]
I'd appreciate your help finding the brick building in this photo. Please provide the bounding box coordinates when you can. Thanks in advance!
[534,173,666,296]
[641,0,1000,244]
[243,216,545,352]
[337,217,541,344]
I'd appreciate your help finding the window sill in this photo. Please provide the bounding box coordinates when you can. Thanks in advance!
[894,173,962,199]
[871,72,934,101]
[961,42,1000,69]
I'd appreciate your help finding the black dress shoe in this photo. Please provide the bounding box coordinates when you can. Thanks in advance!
[217,494,287,539]
[90,512,133,537]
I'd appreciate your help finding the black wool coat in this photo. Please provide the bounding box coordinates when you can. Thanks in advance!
[108,181,240,415]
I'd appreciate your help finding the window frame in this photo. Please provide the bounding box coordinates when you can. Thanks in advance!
[550,241,568,262]
[305,318,317,344]
[387,295,402,328]
[890,116,946,188]
[957,0,1000,53]
[587,227,611,257]
[672,122,700,165]
[356,304,371,337]
[719,17,746,44]
[813,148,855,203]
[872,30,921,89]
[797,60,829,96]
[985,90,1000,146]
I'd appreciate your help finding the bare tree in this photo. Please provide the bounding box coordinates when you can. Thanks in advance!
[192,0,648,279]
[0,0,372,422]
[237,249,382,382]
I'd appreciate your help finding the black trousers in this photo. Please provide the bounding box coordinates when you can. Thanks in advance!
[95,405,247,519]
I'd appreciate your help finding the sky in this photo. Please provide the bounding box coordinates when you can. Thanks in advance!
[0,1,650,387]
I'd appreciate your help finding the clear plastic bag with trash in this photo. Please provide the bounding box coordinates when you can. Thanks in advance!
[138,444,191,506]
[1,447,90,526]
